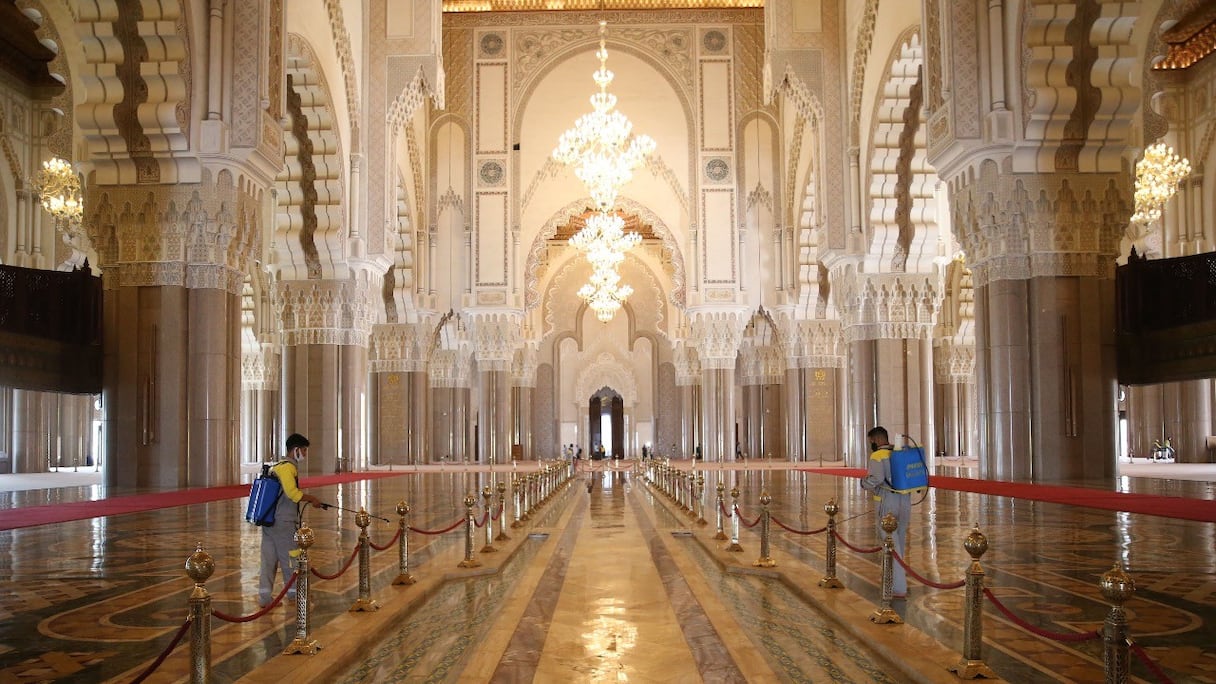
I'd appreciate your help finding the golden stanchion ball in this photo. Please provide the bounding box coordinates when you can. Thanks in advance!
[185,542,214,584]
[396,501,411,516]
[730,486,740,499]
[483,485,493,499]
[717,481,725,494]
[880,512,898,535]
[356,508,370,528]
[963,524,988,560]
[759,491,772,506]
[295,525,315,549]
[464,493,477,508]
[824,499,839,517]
[497,481,507,495]
[1099,564,1135,605]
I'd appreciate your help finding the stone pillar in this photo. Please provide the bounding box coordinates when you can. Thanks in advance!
[429,348,473,461]
[409,370,429,464]
[511,343,538,460]
[468,311,522,466]
[689,308,750,462]
[88,180,252,489]
[12,390,48,472]
[783,366,807,462]
[673,344,699,459]
[369,322,433,466]
[276,279,376,476]
[738,346,761,459]
[241,344,279,465]
[1178,380,1211,463]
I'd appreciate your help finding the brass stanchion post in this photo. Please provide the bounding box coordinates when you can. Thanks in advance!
[393,501,416,585]
[713,482,728,540]
[283,525,322,654]
[949,525,995,679]
[1100,564,1135,684]
[869,513,902,624]
[520,474,532,522]
[695,472,707,525]
[726,486,744,552]
[496,481,511,541]
[753,491,776,567]
[818,499,843,588]
[511,475,524,527]
[457,494,482,568]
[185,542,214,684]
[481,485,498,553]
[349,508,379,612]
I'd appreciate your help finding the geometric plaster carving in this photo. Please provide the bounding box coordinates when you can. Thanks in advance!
[574,351,638,408]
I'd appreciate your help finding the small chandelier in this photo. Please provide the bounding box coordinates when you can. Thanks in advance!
[552,20,656,213]
[1132,142,1190,226]
[569,211,640,272]
[578,267,634,323]
[36,157,83,224]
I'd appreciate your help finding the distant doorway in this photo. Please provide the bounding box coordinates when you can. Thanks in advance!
[588,388,624,458]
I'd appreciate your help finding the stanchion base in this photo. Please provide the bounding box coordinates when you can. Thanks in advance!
[480,544,498,553]
[818,577,843,589]
[724,543,744,553]
[511,521,524,529]
[495,531,511,542]
[868,608,903,624]
[713,531,728,540]
[520,514,531,521]
[349,598,380,612]
[695,517,708,526]
[753,557,776,568]
[283,638,322,655]
[948,659,997,679]
[392,573,417,586]
[458,558,483,568]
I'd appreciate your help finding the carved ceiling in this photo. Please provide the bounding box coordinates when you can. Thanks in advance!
[443,0,762,12]
[1156,3,1216,70]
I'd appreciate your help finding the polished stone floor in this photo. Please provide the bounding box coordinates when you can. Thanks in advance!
[0,462,1212,683]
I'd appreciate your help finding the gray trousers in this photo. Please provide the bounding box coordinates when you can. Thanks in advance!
[876,491,912,595]
[259,522,298,605]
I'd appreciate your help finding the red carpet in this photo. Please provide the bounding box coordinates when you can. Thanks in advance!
[0,471,407,532]
[805,467,1216,523]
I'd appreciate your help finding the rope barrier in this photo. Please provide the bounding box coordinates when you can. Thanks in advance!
[1129,639,1175,684]
[490,503,503,522]
[982,587,1101,643]
[892,550,966,590]
[473,511,490,528]
[369,527,403,551]
[409,517,465,535]
[770,516,827,535]
[832,530,881,554]
[128,618,191,684]
[734,506,761,529]
[311,545,360,581]
[212,573,298,623]
[719,500,731,517]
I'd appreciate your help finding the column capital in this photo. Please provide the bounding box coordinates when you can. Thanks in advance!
[465,308,523,372]
[834,270,944,343]
[673,343,701,386]
[275,277,378,347]
[770,308,845,368]
[370,320,436,373]
[934,339,975,383]
[687,305,751,369]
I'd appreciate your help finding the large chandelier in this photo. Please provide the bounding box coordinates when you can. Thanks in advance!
[553,21,656,213]
[553,20,653,322]
[36,157,83,224]
[1132,142,1190,226]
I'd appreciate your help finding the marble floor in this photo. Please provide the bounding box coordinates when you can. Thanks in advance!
[0,463,1212,683]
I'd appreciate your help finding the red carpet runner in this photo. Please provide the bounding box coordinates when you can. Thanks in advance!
[806,467,1216,523]
[0,471,406,532]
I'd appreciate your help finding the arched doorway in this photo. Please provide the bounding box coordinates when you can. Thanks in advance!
[588,387,624,459]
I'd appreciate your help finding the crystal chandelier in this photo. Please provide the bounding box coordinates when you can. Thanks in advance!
[553,21,656,213]
[36,157,83,224]
[553,20,653,322]
[1132,142,1191,226]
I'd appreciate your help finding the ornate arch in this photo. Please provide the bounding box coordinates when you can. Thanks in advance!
[574,352,639,408]
[274,34,346,281]
[524,196,686,313]
[867,29,938,274]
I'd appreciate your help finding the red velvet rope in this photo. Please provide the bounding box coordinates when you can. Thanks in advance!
[770,516,827,535]
[369,527,403,551]
[982,588,1101,643]
[892,551,966,590]
[212,572,298,623]
[311,545,360,580]
[734,506,761,528]
[129,617,192,683]
[1129,639,1175,684]
[473,511,490,528]
[490,503,503,522]
[719,501,731,517]
[409,517,465,535]
[832,530,882,554]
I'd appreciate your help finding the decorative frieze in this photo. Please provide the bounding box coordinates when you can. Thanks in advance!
[370,321,436,373]
[573,352,638,408]
[834,270,943,343]
[467,309,523,371]
[933,340,975,383]
[429,347,474,389]
[275,278,377,347]
[687,306,750,368]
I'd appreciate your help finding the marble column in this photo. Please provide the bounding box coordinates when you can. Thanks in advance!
[341,344,368,471]
[477,368,510,465]
[187,288,241,485]
[511,385,533,460]
[1179,379,1211,463]
[11,389,48,472]
[848,340,877,464]
[700,367,736,463]
[677,383,695,458]
[783,366,806,462]
[408,370,429,464]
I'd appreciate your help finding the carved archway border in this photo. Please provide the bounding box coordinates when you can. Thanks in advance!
[574,352,639,408]
[524,196,686,313]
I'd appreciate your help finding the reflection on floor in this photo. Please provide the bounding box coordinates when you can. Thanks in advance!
[0,463,1212,682]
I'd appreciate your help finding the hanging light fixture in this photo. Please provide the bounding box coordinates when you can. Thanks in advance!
[1131,142,1191,226]
[553,20,653,322]
[36,157,83,224]
[553,20,656,213]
